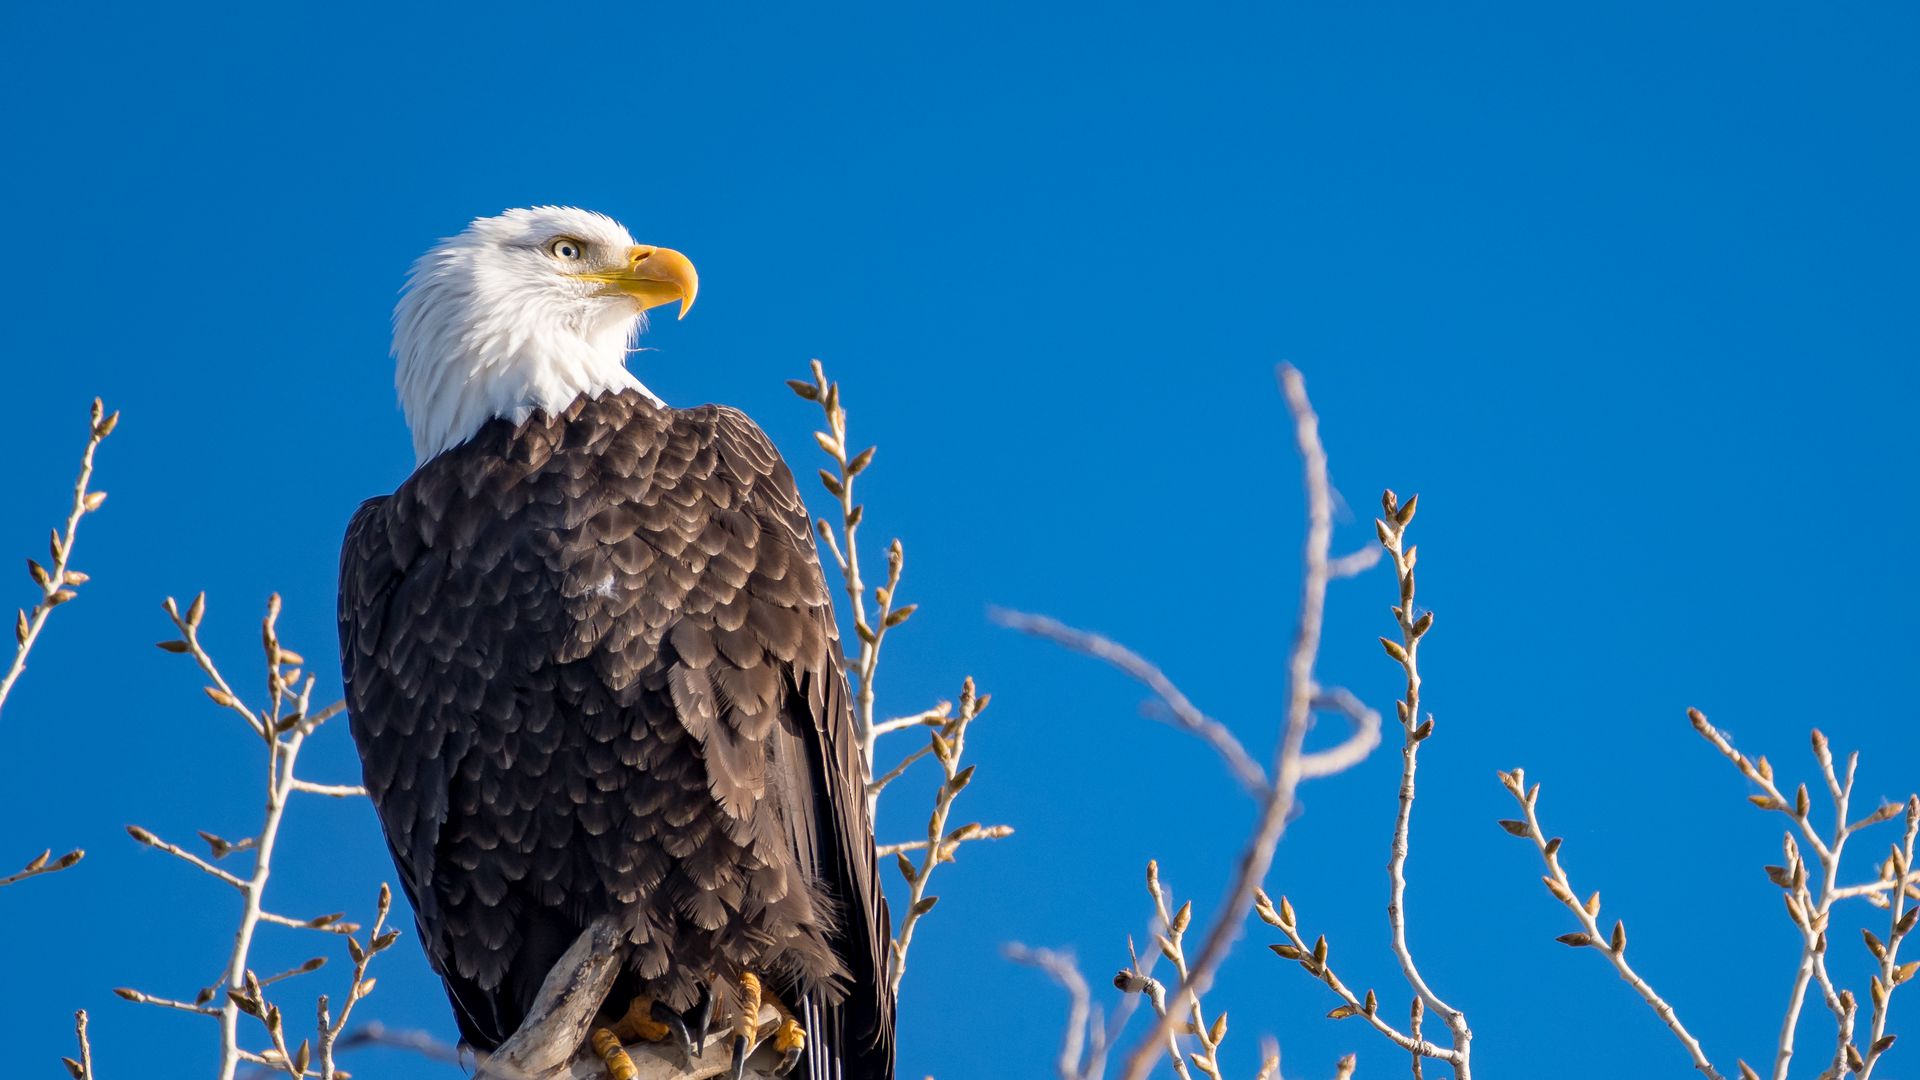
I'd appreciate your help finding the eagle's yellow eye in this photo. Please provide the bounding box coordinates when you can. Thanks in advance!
[549,238,584,260]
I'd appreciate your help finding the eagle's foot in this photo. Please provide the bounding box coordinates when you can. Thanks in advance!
[611,995,698,1064]
[590,1026,639,1080]
[728,972,765,1080]
[770,1013,806,1077]
[611,996,672,1044]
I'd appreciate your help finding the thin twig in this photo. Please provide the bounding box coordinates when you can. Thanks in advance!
[1254,891,1455,1063]
[788,362,917,786]
[1114,963,1190,1080]
[1854,796,1918,1080]
[888,678,990,994]
[1135,862,1229,1080]
[1005,944,1096,1080]
[874,825,1013,859]
[320,885,394,1080]
[257,911,362,936]
[125,825,249,889]
[0,848,84,889]
[1831,871,1920,904]
[66,1009,95,1080]
[1376,494,1471,1072]
[1498,770,1724,1079]
[0,398,116,720]
[868,704,952,739]
[867,741,935,799]
[287,780,369,798]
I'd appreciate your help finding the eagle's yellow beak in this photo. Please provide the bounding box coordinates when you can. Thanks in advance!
[577,245,699,319]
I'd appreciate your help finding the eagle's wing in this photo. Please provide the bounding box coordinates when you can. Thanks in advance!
[713,409,895,1074]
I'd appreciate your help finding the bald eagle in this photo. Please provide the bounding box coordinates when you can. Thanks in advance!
[337,207,893,1080]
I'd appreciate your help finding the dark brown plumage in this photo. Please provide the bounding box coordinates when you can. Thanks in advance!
[337,388,892,1079]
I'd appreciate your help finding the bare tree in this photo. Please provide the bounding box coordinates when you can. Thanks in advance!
[1500,714,1918,1080]
[26,365,1914,1080]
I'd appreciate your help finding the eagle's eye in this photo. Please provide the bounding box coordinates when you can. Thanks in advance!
[549,238,585,261]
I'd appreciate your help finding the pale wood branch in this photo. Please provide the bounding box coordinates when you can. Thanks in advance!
[475,915,628,1079]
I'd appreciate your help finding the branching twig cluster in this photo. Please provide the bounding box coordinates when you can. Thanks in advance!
[115,593,386,1080]
[1002,367,1396,1080]
[886,677,998,994]
[790,361,1013,994]
[1501,709,1919,1080]
[1110,366,1389,1080]
[1123,861,1256,1080]
[1242,491,1471,1080]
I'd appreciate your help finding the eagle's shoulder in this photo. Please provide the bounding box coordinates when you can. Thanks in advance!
[671,401,784,463]
[337,495,396,659]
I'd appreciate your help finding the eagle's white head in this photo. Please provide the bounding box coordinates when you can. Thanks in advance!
[393,206,698,464]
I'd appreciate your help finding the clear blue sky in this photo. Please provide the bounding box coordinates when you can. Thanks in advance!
[3,2,1916,1077]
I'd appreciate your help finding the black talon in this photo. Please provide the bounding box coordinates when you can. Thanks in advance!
[686,983,716,1046]
[774,1045,802,1076]
[651,1000,696,1063]
[729,1034,750,1080]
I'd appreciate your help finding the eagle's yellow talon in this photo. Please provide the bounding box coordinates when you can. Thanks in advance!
[591,1026,638,1080]
[729,973,766,1080]
[612,995,672,1043]
[774,1015,805,1054]
[734,972,764,1039]
[772,1015,806,1076]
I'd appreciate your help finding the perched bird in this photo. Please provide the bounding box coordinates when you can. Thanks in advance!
[337,207,893,1080]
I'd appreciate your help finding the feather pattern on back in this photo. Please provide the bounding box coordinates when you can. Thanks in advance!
[338,388,893,1078]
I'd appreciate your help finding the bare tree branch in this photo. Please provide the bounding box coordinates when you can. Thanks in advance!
[474,915,628,1080]
[889,677,992,994]
[1497,769,1723,1078]
[1115,365,1382,1080]
[119,594,388,1080]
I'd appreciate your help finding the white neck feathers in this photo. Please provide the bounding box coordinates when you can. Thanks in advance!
[392,211,660,464]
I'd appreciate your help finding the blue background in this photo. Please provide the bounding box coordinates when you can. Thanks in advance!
[2,2,1916,1077]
